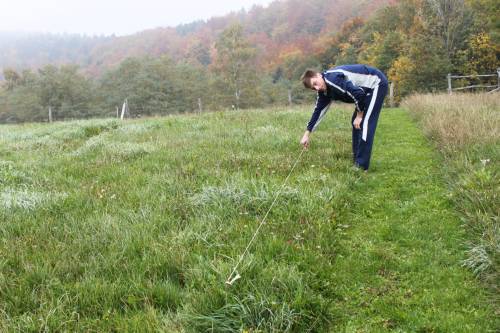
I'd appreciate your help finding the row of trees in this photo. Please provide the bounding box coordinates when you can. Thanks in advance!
[0,0,498,123]
[0,24,313,123]
[1,65,94,122]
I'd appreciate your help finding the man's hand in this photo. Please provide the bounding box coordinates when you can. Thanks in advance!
[300,131,311,149]
[353,111,364,130]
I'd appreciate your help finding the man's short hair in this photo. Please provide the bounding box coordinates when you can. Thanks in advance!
[301,69,320,88]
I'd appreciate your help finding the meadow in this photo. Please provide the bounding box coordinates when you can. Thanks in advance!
[0,104,497,332]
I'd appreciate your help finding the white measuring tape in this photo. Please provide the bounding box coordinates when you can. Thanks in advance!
[225,148,307,285]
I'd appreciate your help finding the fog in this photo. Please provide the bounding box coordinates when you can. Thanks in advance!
[0,0,273,36]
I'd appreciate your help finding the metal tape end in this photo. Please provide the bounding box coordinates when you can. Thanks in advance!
[225,273,241,286]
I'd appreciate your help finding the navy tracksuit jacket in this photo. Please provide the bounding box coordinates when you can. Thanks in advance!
[306,64,388,170]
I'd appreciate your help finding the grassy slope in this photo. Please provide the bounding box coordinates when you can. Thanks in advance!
[0,107,495,332]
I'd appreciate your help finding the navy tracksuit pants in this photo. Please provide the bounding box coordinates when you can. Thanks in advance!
[351,78,388,170]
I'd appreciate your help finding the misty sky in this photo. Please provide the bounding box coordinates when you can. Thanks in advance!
[0,0,274,36]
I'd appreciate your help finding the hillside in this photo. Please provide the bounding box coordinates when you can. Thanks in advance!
[0,0,393,77]
[0,0,496,125]
[0,106,495,331]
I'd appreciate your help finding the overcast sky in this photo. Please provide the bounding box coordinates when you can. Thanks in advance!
[0,0,274,36]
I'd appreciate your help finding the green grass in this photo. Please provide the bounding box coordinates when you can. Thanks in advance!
[0,107,496,332]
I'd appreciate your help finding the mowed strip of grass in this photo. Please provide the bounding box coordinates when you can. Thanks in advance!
[404,93,499,297]
[329,108,496,332]
[0,107,495,332]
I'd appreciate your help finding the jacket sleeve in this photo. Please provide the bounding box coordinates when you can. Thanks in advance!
[307,92,331,132]
[323,73,367,112]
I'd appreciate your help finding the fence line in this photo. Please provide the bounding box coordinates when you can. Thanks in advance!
[447,68,500,94]
[449,73,496,79]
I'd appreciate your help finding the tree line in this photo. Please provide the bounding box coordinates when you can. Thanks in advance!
[0,0,498,123]
[0,24,314,123]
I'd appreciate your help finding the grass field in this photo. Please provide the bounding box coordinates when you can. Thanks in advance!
[0,106,496,332]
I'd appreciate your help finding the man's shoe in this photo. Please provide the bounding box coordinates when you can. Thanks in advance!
[352,164,368,173]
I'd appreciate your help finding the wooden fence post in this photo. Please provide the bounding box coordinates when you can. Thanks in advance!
[447,73,452,95]
[48,106,52,123]
[198,98,202,113]
[497,68,500,90]
[235,90,240,110]
[389,82,395,107]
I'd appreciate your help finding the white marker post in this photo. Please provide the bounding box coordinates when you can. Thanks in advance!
[120,99,129,120]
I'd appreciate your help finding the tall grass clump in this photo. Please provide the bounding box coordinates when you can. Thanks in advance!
[404,93,499,293]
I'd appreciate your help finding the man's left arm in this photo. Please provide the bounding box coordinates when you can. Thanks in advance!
[301,92,331,148]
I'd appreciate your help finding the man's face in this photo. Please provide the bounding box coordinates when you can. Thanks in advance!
[310,74,326,92]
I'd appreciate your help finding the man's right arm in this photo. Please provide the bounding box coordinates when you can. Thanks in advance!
[301,92,331,149]
[306,92,331,132]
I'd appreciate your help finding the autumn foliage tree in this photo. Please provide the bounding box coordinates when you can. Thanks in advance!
[213,24,259,109]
